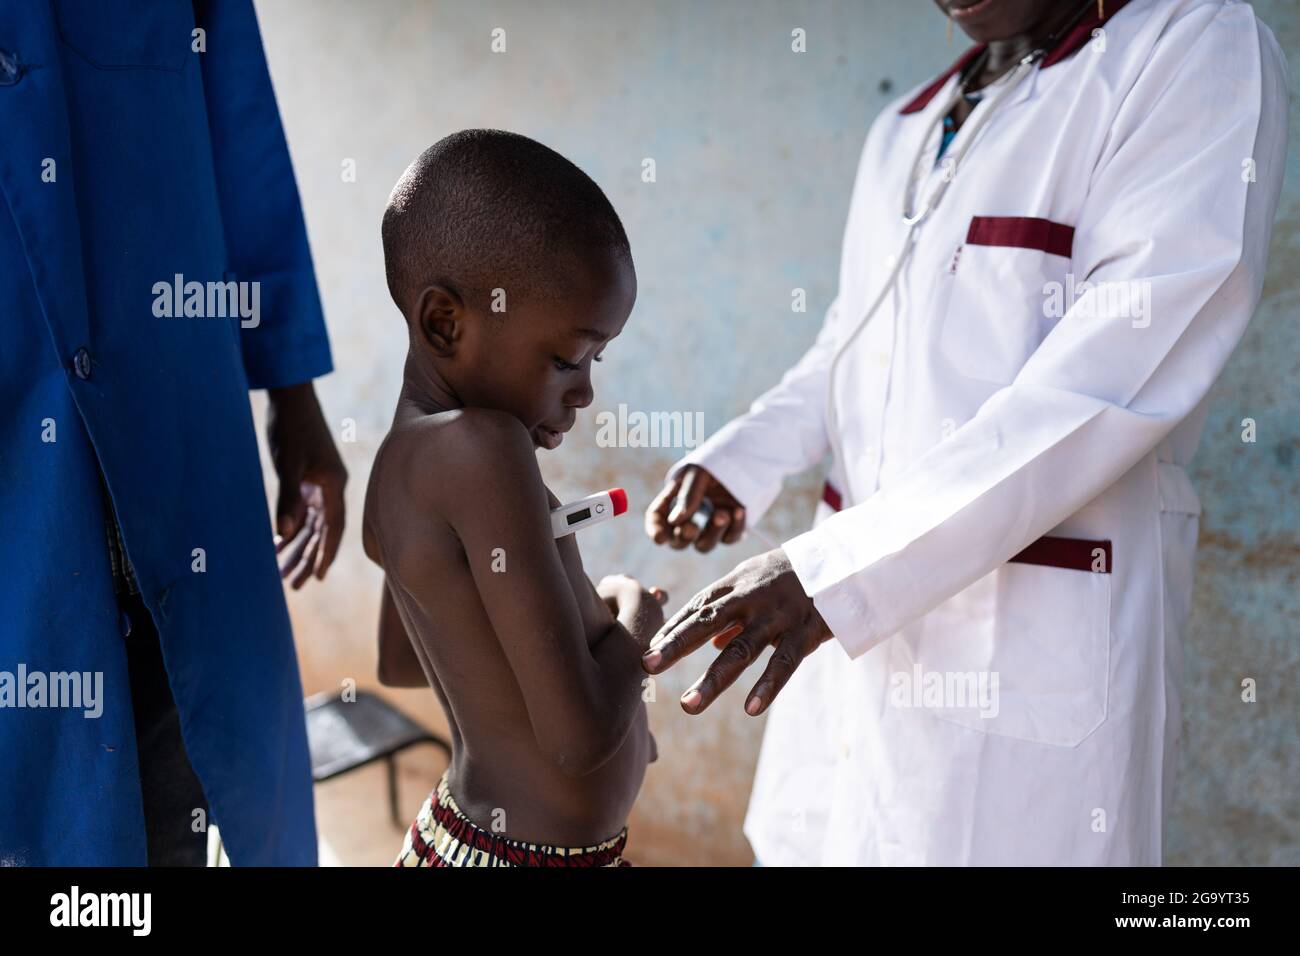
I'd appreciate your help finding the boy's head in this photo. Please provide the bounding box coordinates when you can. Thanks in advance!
[383,129,636,450]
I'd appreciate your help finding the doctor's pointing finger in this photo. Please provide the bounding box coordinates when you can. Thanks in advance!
[644,0,1288,867]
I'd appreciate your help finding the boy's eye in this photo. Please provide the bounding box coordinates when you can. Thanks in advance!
[552,352,603,371]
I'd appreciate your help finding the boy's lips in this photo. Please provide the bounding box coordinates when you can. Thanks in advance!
[537,424,567,449]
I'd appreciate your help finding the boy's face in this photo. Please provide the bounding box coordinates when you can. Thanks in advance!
[448,251,636,449]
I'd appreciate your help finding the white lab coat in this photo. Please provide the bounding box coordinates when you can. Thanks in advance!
[669,0,1287,865]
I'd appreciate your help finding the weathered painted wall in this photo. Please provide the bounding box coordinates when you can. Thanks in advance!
[1169,0,1300,866]
[250,0,1299,865]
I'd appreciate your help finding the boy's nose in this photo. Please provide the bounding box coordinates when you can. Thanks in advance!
[565,378,594,409]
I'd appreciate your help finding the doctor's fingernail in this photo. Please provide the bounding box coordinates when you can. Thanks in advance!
[746,696,763,716]
[642,649,662,669]
[681,689,702,710]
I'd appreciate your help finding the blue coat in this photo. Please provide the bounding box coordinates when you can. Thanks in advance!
[0,1,330,865]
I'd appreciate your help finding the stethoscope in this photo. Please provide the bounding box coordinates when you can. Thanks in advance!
[823,0,1096,508]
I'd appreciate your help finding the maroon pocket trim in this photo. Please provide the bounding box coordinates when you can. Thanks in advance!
[966,216,1074,259]
[822,480,843,512]
[1008,536,1111,574]
[820,481,1111,573]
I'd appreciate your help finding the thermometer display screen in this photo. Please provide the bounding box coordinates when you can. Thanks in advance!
[566,508,592,525]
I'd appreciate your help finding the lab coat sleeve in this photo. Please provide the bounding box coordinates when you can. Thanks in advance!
[783,5,1289,658]
[196,0,334,390]
[665,296,840,526]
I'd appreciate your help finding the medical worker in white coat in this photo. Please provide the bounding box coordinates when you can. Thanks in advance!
[642,0,1288,865]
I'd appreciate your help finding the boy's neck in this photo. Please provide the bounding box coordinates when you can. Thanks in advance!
[401,349,461,416]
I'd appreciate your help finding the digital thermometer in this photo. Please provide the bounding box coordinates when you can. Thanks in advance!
[551,487,628,538]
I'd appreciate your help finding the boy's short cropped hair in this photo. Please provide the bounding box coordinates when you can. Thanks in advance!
[382,129,632,316]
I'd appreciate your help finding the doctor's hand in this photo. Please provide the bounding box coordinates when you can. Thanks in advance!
[644,465,746,552]
[267,381,348,590]
[641,548,834,716]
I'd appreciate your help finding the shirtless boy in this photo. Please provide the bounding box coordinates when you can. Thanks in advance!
[363,130,662,867]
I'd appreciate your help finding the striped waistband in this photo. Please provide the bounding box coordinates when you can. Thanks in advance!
[395,772,630,867]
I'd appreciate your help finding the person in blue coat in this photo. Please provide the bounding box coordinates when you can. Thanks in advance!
[0,0,346,865]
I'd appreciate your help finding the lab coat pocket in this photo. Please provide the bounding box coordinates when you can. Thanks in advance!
[937,216,1074,384]
[904,549,1111,748]
[55,0,192,72]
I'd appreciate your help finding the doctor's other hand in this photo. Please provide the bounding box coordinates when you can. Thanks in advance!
[267,381,348,590]
[641,548,834,716]
[645,465,746,552]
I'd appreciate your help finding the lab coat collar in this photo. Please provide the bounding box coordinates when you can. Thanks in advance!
[899,0,1134,115]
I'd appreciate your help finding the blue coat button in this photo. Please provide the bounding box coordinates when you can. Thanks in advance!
[73,347,92,380]
[0,50,21,86]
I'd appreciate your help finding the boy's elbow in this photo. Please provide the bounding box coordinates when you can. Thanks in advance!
[551,753,593,779]
[376,660,401,687]
[545,730,621,779]
[377,655,427,688]
[551,752,607,779]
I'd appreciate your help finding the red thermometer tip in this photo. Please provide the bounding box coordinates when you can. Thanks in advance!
[608,487,628,516]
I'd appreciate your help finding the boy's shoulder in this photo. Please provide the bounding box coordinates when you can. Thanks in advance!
[366,406,548,566]
[383,406,545,506]
[426,406,536,475]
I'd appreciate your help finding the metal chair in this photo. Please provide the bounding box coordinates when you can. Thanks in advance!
[305,689,451,827]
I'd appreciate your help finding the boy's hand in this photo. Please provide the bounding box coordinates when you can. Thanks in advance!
[597,575,669,648]
[596,575,664,764]
[639,586,669,639]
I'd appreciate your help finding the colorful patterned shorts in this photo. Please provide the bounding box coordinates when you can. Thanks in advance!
[394,772,631,867]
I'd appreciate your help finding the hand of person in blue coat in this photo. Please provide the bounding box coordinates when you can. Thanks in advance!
[268,382,348,588]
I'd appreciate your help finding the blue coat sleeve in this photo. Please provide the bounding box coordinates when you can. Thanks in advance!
[196,0,333,389]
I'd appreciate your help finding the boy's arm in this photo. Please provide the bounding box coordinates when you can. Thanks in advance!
[439,409,646,778]
[376,579,426,688]
[363,511,426,687]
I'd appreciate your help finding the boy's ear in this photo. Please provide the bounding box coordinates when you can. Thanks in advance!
[413,284,465,357]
